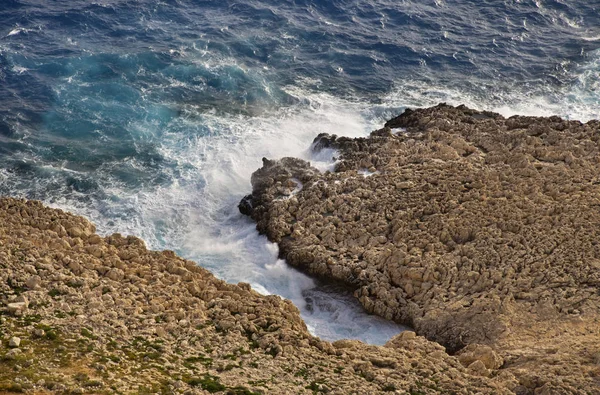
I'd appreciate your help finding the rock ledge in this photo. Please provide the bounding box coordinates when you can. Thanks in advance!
[241,104,600,394]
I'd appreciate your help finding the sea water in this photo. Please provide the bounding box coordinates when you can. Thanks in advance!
[0,0,598,344]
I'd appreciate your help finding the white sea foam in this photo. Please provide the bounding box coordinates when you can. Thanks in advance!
[170,92,407,343]
[7,28,25,36]
[358,169,380,178]
[310,147,339,173]
[11,66,27,74]
[581,35,600,41]
[280,178,303,199]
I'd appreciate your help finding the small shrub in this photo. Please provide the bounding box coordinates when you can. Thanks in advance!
[186,375,226,393]
[48,289,66,298]
[295,368,309,378]
[226,387,262,395]
[184,355,213,367]
[80,328,96,339]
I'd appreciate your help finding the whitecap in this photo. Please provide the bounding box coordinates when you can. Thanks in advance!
[559,13,581,29]
[7,28,25,37]
[581,35,600,41]
[11,66,27,74]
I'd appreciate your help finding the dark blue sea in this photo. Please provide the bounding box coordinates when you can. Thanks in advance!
[1,0,599,344]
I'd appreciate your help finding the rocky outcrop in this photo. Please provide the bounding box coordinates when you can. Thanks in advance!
[240,104,600,394]
[0,197,511,394]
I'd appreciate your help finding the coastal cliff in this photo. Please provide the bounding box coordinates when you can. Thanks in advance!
[240,104,600,394]
[0,197,510,394]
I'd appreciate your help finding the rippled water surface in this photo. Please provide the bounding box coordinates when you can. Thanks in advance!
[1,0,599,344]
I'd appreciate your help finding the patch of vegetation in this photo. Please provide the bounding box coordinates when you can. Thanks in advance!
[236,346,251,355]
[80,327,97,340]
[247,379,268,388]
[249,339,260,350]
[54,310,68,319]
[107,340,118,350]
[35,324,59,341]
[48,288,67,298]
[295,367,309,378]
[121,336,166,362]
[19,314,42,327]
[70,373,102,389]
[74,372,89,382]
[0,381,24,393]
[305,380,327,393]
[46,330,59,341]
[183,355,213,369]
[217,363,238,372]
[141,351,162,360]
[135,381,171,395]
[66,280,83,288]
[226,386,262,395]
[266,347,278,357]
[97,353,121,364]
[186,374,226,393]
[82,380,104,388]
[131,337,164,352]
[7,278,26,296]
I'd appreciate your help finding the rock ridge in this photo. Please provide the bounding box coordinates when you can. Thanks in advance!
[240,103,600,394]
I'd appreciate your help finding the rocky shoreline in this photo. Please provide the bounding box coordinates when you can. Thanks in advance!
[0,197,512,394]
[240,104,600,394]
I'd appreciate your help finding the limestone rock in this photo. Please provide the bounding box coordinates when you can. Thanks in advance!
[7,302,27,315]
[9,337,21,348]
[457,344,504,370]
[26,275,42,289]
[241,104,600,394]
[106,268,124,281]
[0,195,512,394]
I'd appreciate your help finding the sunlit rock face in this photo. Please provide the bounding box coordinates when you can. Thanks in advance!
[0,196,515,394]
[241,104,600,394]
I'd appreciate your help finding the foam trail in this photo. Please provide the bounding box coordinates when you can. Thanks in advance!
[176,92,408,343]
[176,54,600,342]
[41,87,408,344]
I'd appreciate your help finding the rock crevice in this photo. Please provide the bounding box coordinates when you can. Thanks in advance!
[0,196,512,394]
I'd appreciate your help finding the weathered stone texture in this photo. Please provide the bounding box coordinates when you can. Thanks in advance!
[241,104,600,394]
[0,196,508,394]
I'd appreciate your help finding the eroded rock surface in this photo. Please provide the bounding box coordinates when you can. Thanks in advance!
[241,104,600,394]
[0,197,510,394]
